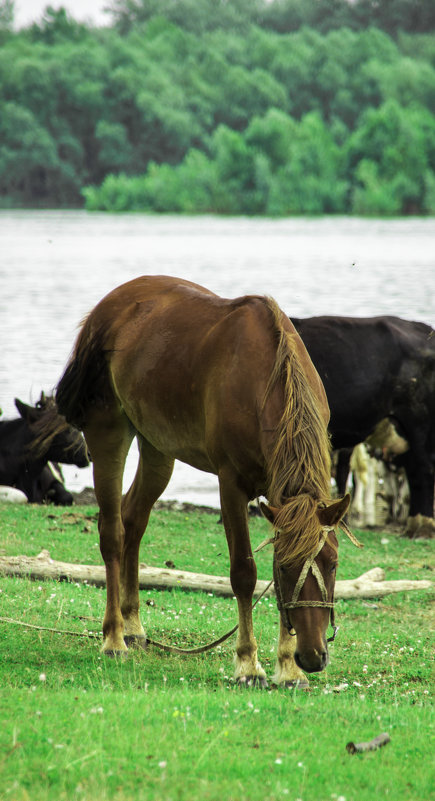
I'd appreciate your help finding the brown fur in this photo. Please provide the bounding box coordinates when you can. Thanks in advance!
[55,276,342,679]
[57,284,332,569]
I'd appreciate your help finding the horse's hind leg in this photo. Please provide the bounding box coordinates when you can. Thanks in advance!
[120,437,174,648]
[83,407,134,655]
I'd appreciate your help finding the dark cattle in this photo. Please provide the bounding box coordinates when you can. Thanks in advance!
[37,461,74,506]
[292,315,435,532]
[0,394,89,503]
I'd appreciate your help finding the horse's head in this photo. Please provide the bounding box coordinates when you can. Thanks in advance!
[15,394,90,468]
[261,494,354,673]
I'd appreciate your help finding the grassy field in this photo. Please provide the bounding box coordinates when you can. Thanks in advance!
[0,502,433,801]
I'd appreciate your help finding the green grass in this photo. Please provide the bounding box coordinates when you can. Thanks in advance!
[0,503,433,801]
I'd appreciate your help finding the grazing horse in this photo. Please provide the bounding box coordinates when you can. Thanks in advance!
[56,276,351,687]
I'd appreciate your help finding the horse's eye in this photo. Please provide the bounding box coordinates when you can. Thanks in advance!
[330,563,338,574]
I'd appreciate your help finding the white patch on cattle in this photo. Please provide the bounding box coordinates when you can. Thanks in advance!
[350,444,377,527]
[47,461,64,483]
[366,418,409,457]
[348,441,410,528]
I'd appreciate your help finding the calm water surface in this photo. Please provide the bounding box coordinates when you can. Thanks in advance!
[1,211,434,506]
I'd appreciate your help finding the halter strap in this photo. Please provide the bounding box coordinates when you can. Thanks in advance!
[273,527,338,642]
[259,515,361,644]
[287,528,332,608]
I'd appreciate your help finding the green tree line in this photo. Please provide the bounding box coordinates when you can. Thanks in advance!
[1,1,435,214]
[108,0,435,37]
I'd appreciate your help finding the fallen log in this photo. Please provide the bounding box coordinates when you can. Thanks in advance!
[0,552,432,599]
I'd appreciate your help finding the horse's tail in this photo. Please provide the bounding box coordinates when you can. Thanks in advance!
[56,317,112,430]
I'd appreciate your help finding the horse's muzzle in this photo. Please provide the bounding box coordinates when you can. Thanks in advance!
[295,645,329,673]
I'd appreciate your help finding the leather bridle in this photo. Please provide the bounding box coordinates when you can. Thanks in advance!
[273,527,339,643]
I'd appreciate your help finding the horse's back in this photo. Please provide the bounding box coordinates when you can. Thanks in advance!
[100,280,279,463]
[73,276,273,395]
[57,276,327,485]
[102,277,323,414]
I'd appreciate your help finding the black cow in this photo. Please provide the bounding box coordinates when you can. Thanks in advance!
[37,461,74,506]
[0,394,89,503]
[292,316,435,531]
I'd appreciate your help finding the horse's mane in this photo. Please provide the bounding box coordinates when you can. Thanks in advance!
[263,298,332,565]
[26,397,72,458]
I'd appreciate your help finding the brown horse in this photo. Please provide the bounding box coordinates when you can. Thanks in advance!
[56,276,350,687]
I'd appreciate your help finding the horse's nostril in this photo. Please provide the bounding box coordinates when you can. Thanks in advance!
[321,647,331,670]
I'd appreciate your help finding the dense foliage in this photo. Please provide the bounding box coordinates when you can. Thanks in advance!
[1,1,435,213]
[108,0,435,37]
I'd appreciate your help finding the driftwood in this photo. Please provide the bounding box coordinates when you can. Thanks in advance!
[346,733,391,754]
[0,552,432,599]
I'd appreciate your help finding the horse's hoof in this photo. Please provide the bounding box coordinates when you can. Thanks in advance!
[237,675,268,689]
[124,634,148,651]
[103,648,129,659]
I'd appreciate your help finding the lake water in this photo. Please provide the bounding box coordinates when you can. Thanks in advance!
[1,210,434,507]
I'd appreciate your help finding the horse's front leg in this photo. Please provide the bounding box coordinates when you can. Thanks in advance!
[219,471,267,687]
[273,618,309,689]
[233,594,268,688]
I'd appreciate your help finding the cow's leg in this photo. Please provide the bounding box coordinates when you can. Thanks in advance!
[335,448,353,498]
[219,467,267,687]
[351,474,364,527]
[401,451,435,519]
[273,618,309,689]
[120,437,174,648]
[84,406,134,655]
[365,457,378,527]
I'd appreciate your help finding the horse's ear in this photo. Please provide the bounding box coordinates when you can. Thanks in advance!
[260,502,280,525]
[317,494,351,527]
[14,398,40,423]
[37,391,47,408]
